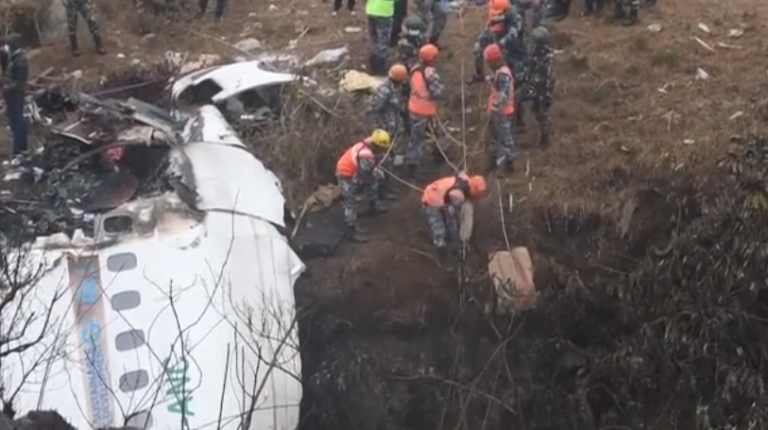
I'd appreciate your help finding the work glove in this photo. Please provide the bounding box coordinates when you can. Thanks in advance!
[373,166,385,180]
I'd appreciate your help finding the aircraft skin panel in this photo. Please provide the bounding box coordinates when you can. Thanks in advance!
[2,214,303,430]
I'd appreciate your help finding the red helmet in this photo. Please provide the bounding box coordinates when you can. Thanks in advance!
[483,44,503,62]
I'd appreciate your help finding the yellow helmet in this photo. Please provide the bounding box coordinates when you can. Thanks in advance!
[370,129,391,148]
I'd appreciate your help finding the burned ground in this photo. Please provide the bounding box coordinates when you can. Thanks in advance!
[2,0,768,428]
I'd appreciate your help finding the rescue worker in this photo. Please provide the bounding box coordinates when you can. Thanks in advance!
[397,16,427,68]
[518,26,555,147]
[614,0,639,26]
[414,0,447,46]
[365,0,395,75]
[515,0,545,30]
[336,130,391,242]
[469,0,525,89]
[545,0,570,21]
[405,44,444,179]
[484,44,516,175]
[584,0,604,15]
[63,0,107,56]
[422,172,487,263]
[389,0,408,47]
[0,34,28,165]
[367,64,409,200]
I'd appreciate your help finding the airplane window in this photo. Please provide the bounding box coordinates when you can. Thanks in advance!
[119,369,149,392]
[125,410,153,429]
[107,253,137,272]
[104,215,134,234]
[115,329,146,351]
[111,291,140,311]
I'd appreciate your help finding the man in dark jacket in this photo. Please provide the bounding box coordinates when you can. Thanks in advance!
[1,34,29,162]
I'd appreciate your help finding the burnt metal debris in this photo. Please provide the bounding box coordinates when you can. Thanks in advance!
[0,88,180,243]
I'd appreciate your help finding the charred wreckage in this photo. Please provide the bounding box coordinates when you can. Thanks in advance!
[0,60,307,244]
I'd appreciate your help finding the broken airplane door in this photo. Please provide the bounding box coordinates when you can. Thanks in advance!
[1,106,304,430]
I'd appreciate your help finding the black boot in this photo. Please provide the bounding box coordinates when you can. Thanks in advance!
[69,35,81,57]
[539,133,551,148]
[366,201,388,216]
[348,223,370,243]
[93,33,107,55]
[621,10,639,26]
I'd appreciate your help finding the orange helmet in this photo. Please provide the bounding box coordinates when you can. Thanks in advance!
[468,175,487,196]
[483,44,503,62]
[388,63,408,82]
[489,0,510,15]
[419,44,439,62]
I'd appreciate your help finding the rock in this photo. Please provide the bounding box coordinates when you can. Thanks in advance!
[305,47,349,67]
[695,68,709,80]
[71,70,83,79]
[647,23,662,32]
[142,33,156,42]
[129,59,142,67]
[697,22,711,34]
[728,28,744,38]
[269,4,277,10]
[344,26,362,33]
[234,38,263,52]
[117,53,126,58]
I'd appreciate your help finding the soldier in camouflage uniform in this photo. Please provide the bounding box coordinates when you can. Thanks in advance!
[414,0,447,45]
[514,0,545,30]
[483,44,516,175]
[518,27,555,147]
[470,0,526,126]
[336,131,391,242]
[397,16,427,68]
[614,0,639,25]
[367,64,409,200]
[405,44,444,179]
[64,0,106,56]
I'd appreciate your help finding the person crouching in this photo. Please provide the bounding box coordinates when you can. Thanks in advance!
[422,172,487,264]
[336,130,391,243]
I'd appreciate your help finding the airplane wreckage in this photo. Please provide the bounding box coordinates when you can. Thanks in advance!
[0,61,313,430]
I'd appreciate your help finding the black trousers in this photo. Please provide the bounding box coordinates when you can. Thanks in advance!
[199,0,226,17]
[390,0,408,45]
[333,0,356,12]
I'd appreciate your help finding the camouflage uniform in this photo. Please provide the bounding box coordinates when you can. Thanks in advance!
[368,78,404,138]
[406,65,444,170]
[514,0,545,30]
[64,0,105,55]
[337,168,381,226]
[614,0,639,24]
[472,9,526,88]
[518,27,555,146]
[367,16,393,75]
[424,205,459,248]
[489,69,516,170]
[414,0,447,44]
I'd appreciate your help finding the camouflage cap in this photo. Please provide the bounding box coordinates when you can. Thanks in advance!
[531,26,550,43]
[403,15,426,30]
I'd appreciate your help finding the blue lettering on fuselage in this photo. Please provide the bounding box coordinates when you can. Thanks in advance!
[71,258,114,427]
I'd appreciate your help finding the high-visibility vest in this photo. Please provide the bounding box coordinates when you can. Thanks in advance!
[366,0,394,17]
[487,65,515,114]
[408,65,438,116]
[422,175,471,206]
[336,142,367,177]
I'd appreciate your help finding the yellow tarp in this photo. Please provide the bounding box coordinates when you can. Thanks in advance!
[339,70,385,93]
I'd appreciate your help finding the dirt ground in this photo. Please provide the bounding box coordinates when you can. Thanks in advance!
[5,0,768,428]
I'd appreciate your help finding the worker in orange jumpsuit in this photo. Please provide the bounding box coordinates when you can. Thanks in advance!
[422,172,487,261]
[484,43,517,175]
[336,129,391,242]
[405,43,444,179]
